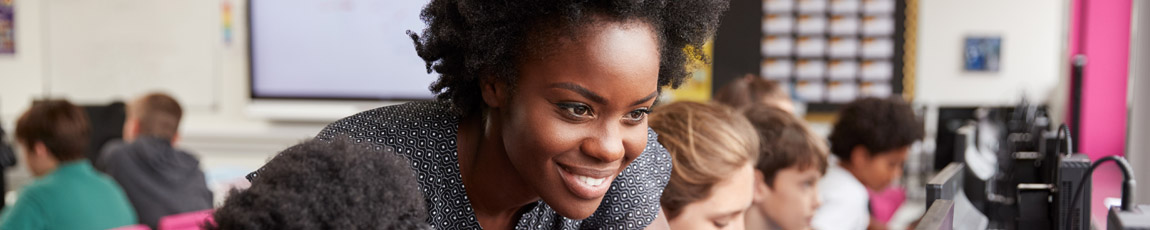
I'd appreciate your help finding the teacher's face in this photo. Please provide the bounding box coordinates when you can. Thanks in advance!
[488,19,660,219]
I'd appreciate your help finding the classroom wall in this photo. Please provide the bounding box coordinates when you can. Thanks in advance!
[0,0,313,195]
[0,0,44,123]
[1070,0,1131,161]
[914,0,1068,107]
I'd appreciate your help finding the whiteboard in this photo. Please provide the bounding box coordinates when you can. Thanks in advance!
[43,0,218,109]
[248,0,435,100]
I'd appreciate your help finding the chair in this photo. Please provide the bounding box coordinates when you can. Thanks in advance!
[158,209,214,230]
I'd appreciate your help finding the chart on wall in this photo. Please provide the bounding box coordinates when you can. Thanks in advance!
[761,0,905,107]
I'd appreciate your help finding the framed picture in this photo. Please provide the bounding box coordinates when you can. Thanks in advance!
[0,0,12,55]
[964,36,1002,72]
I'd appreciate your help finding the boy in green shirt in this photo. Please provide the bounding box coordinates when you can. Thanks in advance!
[2,99,137,230]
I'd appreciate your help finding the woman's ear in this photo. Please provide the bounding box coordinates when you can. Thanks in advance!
[479,77,509,108]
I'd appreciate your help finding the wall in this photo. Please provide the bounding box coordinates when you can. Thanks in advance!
[1069,0,1130,161]
[915,0,1068,107]
[0,0,44,123]
[0,0,318,196]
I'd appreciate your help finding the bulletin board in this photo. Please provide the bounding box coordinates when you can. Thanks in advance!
[42,0,219,109]
[759,0,913,112]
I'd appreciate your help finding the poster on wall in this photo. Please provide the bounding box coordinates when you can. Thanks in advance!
[964,36,1002,72]
[0,0,13,55]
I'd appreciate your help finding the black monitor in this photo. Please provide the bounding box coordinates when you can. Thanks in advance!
[917,200,955,230]
[927,163,965,209]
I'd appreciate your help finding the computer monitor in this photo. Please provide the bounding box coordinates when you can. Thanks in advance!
[917,199,955,230]
[927,163,965,209]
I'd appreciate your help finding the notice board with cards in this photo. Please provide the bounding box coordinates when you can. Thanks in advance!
[759,0,913,111]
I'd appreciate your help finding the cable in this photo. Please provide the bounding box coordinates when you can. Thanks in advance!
[1067,155,1137,227]
[1057,124,1073,157]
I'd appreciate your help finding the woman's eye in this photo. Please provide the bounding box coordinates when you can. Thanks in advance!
[623,108,650,122]
[569,106,590,116]
[558,103,593,120]
[712,220,730,228]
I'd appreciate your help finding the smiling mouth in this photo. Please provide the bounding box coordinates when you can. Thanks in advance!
[556,163,617,200]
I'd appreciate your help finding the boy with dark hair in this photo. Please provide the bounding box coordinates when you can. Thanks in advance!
[2,99,137,229]
[98,92,213,229]
[811,97,924,230]
[209,138,429,230]
[741,106,829,230]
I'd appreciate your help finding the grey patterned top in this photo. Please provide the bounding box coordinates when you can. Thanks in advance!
[314,101,671,230]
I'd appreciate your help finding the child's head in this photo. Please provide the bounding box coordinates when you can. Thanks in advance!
[15,99,90,177]
[828,97,923,191]
[123,92,183,142]
[650,101,760,230]
[714,74,794,113]
[209,138,429,230]
[743,105,828,230]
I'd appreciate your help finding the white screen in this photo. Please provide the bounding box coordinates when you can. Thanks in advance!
[250,0,434,99]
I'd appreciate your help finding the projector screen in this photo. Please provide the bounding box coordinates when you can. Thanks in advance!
[249,0,434,100]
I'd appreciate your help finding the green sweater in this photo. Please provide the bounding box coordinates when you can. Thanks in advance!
[0,160,137,230]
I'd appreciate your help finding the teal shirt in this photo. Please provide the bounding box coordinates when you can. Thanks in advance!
[0,160,138,230]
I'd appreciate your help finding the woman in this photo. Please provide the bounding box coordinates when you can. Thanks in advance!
[649,101,760,230]
[304,0,727,229]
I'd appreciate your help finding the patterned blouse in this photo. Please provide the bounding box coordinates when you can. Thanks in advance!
[314,101,671,230]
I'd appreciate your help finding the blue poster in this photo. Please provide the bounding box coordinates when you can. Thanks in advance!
[964,36,1001,72]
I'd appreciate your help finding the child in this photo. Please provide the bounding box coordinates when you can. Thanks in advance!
[811,97,924,230]
[3,99,137,229]
[714,74,795,113]
[741,106,829,230]
[650,101,760,230]
[98,92,212,229]
[209,138,429,229]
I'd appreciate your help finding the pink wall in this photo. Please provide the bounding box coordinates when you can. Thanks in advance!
[1069,0,1130,160]
[1068,0,1132,225]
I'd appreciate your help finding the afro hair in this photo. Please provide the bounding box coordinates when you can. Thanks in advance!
[828,97,924,162]
[408,0,730,115]
[208,138,429,230]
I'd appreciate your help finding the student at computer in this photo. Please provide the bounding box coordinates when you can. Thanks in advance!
[649,101,760,230]
[714,74,795,113]
[810,97,924,230]
[98,92,213,229]
[209,138,429,230]
[2,99,137,230]
[741,106,829,230]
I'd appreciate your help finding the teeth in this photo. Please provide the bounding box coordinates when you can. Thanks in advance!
[576,175,606,186]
